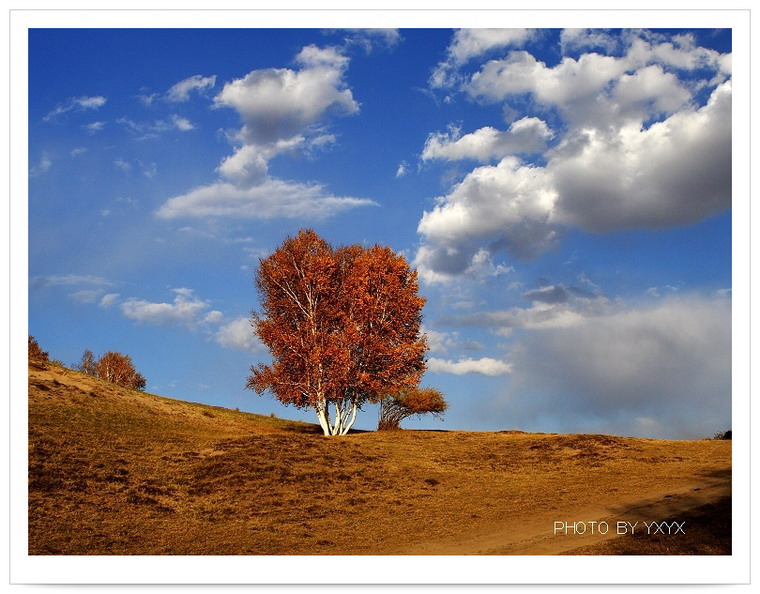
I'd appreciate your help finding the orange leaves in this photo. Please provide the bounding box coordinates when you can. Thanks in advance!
[75,349,147,391]
[378,386,448,431]
[248,229,428,427]
[28,336,49,362]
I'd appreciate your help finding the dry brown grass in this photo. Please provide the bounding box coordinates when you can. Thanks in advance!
[28,361,731,555]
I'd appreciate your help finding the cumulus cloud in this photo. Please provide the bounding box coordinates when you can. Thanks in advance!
[121,288,222,329]
[551,80,732,232]
[216,317,266,352]
[560,28,618,54]
[166,74,217,102]
[156,45,371,222]
[213,45,357,146]
[423,326,484,355]
[422,117,553,162]
[427,357,512,376]
[415,30,732,283]
[414,156,558,282]
[430,29,536,89]
[502,294,731,438]
[43,95,106,121]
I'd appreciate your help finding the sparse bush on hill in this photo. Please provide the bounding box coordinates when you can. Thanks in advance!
[28,336,49,362]
[75,349,147,391]
[378,387,448,431]
[248,229,427,436]
[713,429,732,440]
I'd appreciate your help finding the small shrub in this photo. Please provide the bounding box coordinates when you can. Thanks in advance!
[378,387,448,431]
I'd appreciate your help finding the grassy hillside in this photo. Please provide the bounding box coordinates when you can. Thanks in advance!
[28,360,731,555]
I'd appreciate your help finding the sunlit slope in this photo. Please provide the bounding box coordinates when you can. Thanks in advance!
[28,360,731,555]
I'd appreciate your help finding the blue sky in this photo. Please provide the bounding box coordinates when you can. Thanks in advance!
[27,26,734,438]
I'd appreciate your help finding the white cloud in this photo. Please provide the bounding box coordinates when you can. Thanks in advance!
[44,95,106,121]
[216,317,266,352]
[138,91,159,106]
[449,28,536,65]
[467,50,631,121]
[330,29,401,53]
[442,287,615,336]
[114,158,132,172]
[70,289,103,304]
[32,274,115,289]
[83,121,106,134]
[121,288,221,329]
[427,356,511,376]
[551,81,731,232]
[170,114,195,131]
[503,294,731,438]
[560,28,618,54]
[29,153,52,177]
[156,179,376,220]
[157,45,371,222]
[414,156,558,282]
[213,45,357,146]
[422,117,553,162]
[204,310,224,324]
[166,74,217,102]
[395,161,409,178]
[216,137,305,187]
[423,326,484,355]
[117,116,196,139]
[99,293,120,308]
[142,162,158,179]
[416,31,732,282]
[430,29,536,89]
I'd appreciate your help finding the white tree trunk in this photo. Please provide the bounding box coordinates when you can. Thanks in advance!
[339,402,358,435]
[315,399,331,435]
[314,399,357,436]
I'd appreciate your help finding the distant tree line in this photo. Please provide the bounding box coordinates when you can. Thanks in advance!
[29,336,147,391]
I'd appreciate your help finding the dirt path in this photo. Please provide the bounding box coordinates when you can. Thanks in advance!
[402,471,731,555]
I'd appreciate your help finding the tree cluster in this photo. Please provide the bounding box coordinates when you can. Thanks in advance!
[247,229,436,435]
[75,349,147,391]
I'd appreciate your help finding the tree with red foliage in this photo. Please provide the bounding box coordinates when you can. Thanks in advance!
[247,229,427,435]
[83,350,146,391]
[28,336,49,362]
[377,386,448,431]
